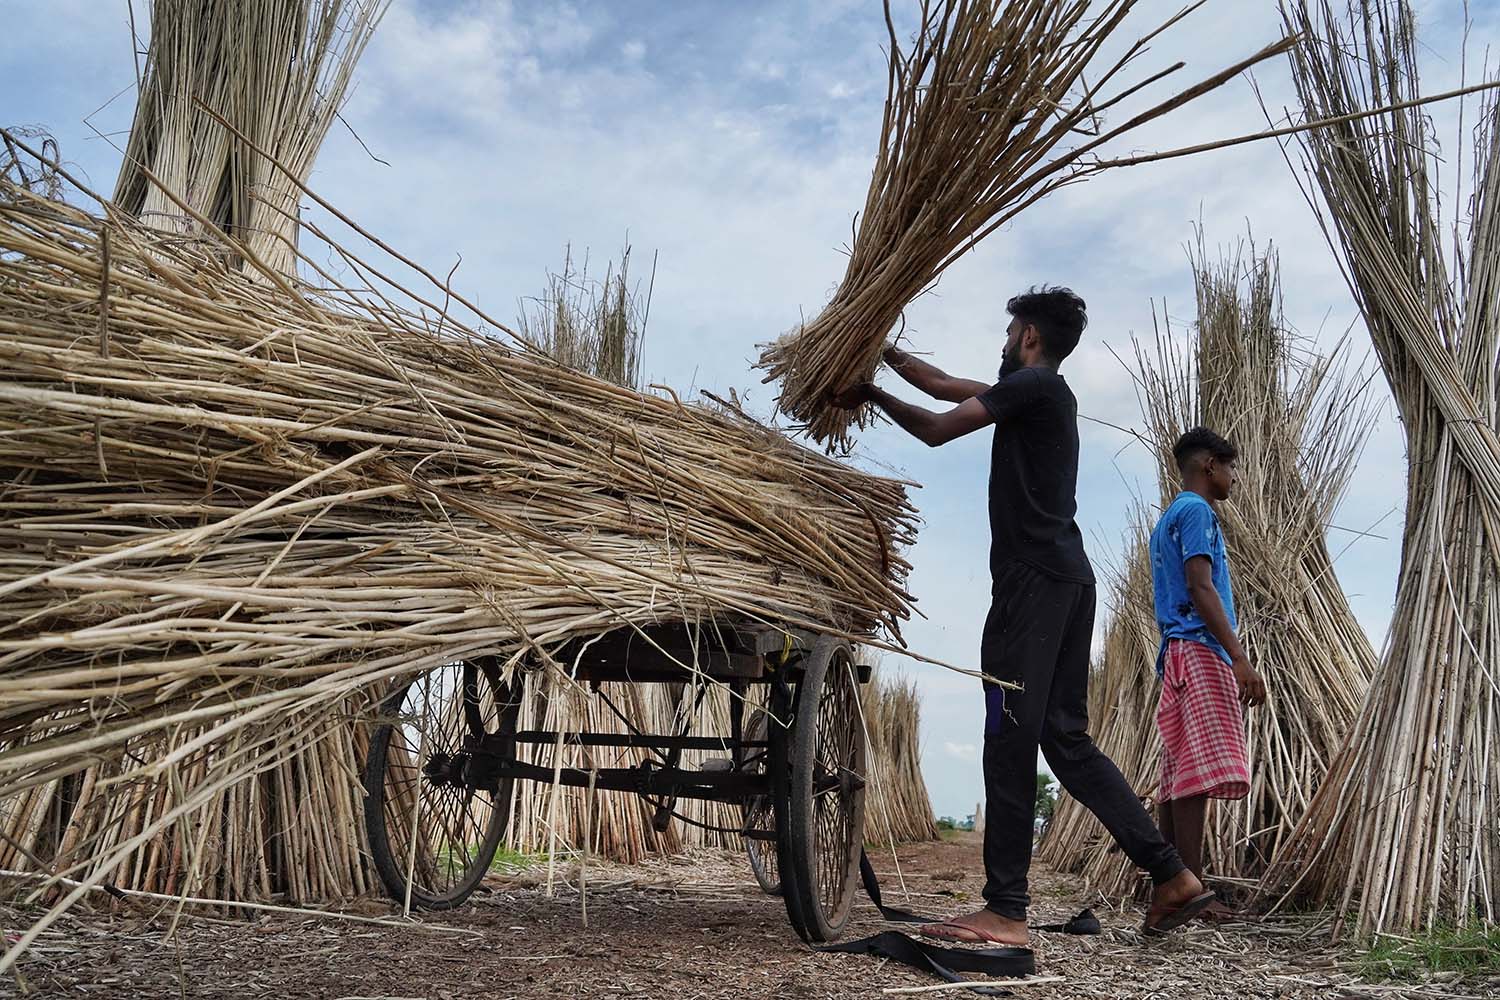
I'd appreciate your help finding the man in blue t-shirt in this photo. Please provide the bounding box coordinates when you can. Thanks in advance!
[1149,427,1266,918]
[831,287,1214,944]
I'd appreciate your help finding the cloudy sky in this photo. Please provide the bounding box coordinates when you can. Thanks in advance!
[5,0,1491,819]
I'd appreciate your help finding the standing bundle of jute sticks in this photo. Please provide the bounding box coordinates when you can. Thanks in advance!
[1135,244,1377,886]
[1037,241,1377,897]
[757,0,1293,450]
[0,0,401,911]
[859,669,940,846]
[113,0,387,280]
[1260,0,1500,936]
[0,155,918,959]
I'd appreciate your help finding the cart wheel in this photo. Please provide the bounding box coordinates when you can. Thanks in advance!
[742,707,780,896]
[363,659,519,910]
[772,637,867,942]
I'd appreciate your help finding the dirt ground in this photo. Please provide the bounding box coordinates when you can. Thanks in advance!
[2,832,1491,999]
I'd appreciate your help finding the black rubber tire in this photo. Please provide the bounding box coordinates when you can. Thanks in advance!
[363,660,518,910]
[769,671,812,939]
[742,707,781,895]
[776,637,867,942]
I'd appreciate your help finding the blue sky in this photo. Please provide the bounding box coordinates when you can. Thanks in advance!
[5,0,1492,819]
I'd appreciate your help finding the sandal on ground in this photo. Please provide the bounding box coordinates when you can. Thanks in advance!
[1142,890,1216,936]
[918,918,1028,947]
[1200,902,1252,926]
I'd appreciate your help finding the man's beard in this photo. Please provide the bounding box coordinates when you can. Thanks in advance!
[997,346,1022,379]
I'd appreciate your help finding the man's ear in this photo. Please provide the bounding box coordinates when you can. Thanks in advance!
[1024,323,1041,351]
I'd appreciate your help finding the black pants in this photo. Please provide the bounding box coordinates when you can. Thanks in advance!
[979,560,1184,919]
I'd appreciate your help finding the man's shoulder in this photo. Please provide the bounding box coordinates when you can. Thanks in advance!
[1024,365,1071,391]
[989,368,1041,391]
[989,366,1072,405]
[979,368,1042,416]
[1162,492,1216,527]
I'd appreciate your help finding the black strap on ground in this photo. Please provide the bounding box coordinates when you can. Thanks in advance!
[811,849,1099,994]
[857,848,927,923]
[820,931,1034,996]
[856,848,1100,935]
[1032,909,1101,935]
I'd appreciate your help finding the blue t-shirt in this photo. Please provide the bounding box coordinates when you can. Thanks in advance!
[1149,491,1236,674]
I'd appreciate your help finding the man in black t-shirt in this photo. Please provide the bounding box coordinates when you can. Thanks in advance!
[832,287,1214,943]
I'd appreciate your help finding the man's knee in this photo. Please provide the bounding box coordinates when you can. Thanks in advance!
[1041,725,1100,769]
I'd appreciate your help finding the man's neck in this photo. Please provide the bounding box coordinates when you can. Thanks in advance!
[1182,483,1216,508]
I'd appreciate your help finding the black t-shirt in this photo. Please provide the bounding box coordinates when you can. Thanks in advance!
[975,367,1094,585]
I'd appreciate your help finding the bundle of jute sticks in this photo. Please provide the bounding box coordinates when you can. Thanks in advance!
[1036,241,1377,896]
[757,0,1294,450]
[114,0,387,280]
[1262,0,1500,935]
[859,669,940,845]
[0,161,917,953]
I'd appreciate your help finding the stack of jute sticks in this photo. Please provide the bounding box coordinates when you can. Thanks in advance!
[0,164,917,937]
[1262,0,1500,936]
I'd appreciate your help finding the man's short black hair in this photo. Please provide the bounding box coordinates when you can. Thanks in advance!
[1007,286,1087,362]
[1173,426,1238,474]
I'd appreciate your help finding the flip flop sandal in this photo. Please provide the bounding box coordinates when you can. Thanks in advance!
[1142,890,1216,936]
[918,920,1025,947]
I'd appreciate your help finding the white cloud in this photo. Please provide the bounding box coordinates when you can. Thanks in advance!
[622,40,646,62]
[743,59,787,82]
[943,741,979,762]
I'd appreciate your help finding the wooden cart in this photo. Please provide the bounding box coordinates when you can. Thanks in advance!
[360,623,869,942]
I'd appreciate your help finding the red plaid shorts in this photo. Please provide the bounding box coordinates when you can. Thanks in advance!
[1156,639,1250,802]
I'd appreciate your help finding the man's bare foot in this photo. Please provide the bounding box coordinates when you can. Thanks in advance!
[1142,869,1216,936]
[918,908,1029,947]
[1152,868,1205,910]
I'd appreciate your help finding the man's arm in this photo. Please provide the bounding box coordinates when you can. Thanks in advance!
[1185,556,1266,706]
[831,384,993,447]
[884,345,990,403]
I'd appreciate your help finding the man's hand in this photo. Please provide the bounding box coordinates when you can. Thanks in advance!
[829,382,874,410]
[1231,655,1266,707]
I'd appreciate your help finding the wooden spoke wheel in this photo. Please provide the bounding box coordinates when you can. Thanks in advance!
[772,637,868,942]
[363,659,520,910]
[741,706,781,895]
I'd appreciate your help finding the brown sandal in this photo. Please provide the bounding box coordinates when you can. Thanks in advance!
[1142,890,1216,936]
[1200,902,1251,926]
[918,919,1027,947]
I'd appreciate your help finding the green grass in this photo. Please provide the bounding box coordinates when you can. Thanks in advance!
[489,846,545,872]
[430,844,546,877]
[1356,922,1500,980]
